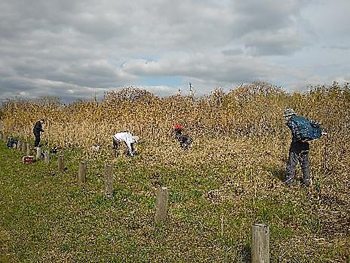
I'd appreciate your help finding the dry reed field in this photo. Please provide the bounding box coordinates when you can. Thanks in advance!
[0,82,349,262]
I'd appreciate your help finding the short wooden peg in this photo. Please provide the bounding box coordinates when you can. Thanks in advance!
[155,186,169,223]
[44,151,50,164]
[252,223,269,263]
[58,155,64,171]
[78,161,87,184]
[36,147,42,160]
[104,165,114,197]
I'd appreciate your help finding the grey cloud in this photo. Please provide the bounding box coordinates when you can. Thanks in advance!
[121,52,282,85]
[0,0,349,103]
[60,60,135,87]
[0,77,103,103]
[230,0,303,34]
[243,29,303,56]
[326,45,350,51]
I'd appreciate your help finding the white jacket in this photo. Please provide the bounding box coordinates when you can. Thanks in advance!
[113,132,138,155]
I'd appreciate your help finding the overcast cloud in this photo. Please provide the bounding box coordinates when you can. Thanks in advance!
[0,0,349,102]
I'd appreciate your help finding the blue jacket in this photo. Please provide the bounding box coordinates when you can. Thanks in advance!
[286,117,302,142]
[286,115,311,151]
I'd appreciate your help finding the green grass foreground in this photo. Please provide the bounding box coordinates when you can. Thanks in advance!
[0,139,349,263]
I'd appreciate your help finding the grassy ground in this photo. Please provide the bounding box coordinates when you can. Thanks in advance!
[0,136,349,263]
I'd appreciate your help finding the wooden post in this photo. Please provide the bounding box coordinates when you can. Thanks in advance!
[26,144,31,156]
[155,186,169,223]
[17,140,21,150]
[21,142,26,152]
[104,165,114,197]
[252,224,269,263]
[58,155,64,171]
[78,161,87,184]
[44,151,50,164]
[36,147,42,160]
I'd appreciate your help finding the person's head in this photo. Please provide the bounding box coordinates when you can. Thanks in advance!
[283,109,295,122]
[173,124,182,131]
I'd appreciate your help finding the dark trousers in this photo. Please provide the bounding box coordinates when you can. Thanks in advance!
[34,132,41,147]
[286,141,310,184]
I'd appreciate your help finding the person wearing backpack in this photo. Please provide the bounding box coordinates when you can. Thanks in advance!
[283,109,324,187]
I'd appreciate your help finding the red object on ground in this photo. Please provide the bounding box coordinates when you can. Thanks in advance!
[23,156,34,164]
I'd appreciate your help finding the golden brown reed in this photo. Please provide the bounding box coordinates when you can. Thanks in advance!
[2,83,349,192]
[1,82,349,260]
[1,83,349,161]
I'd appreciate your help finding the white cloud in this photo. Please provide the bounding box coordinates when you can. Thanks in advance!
[0,0,349,103]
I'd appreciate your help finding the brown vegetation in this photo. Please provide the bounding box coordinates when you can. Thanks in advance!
[1,81,349,261]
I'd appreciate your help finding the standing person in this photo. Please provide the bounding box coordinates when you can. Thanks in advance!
[112,131,139,157]
[33,119,45,147]
[283,109,310,187]
[283,109,323,187]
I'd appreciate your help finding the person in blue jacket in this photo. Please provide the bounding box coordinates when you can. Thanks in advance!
[283,109,311,187]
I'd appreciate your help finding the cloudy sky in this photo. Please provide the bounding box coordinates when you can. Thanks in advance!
[0,0,349,102]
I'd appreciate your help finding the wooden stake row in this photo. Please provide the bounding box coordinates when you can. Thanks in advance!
[0,131,270,257]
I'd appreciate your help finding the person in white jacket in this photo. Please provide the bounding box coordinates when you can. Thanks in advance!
[112,131,139,157]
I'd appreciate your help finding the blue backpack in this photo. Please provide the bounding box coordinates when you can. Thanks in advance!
[291,115,323,141]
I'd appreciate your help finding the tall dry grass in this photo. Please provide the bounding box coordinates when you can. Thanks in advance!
[1,82,349,149]
[1,82,350,167]
[2,82,349,190]
[2,83,284,144]
[1,82,349,261]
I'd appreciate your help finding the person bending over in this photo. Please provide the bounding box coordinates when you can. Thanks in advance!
[112,131,139,157]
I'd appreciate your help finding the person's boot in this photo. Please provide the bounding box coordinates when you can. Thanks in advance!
[284,177,295,187]
[302,178,311,187]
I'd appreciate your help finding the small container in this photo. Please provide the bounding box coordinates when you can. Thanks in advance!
[23,156,34,164]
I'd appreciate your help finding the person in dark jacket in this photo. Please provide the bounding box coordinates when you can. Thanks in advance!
[33,119,45,147]
[283,109,311,187]
[173,125,193,150]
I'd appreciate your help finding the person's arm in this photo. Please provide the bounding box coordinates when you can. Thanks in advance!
[125,141,134,156]
[287,120,302,141]
[125,134,135,156]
